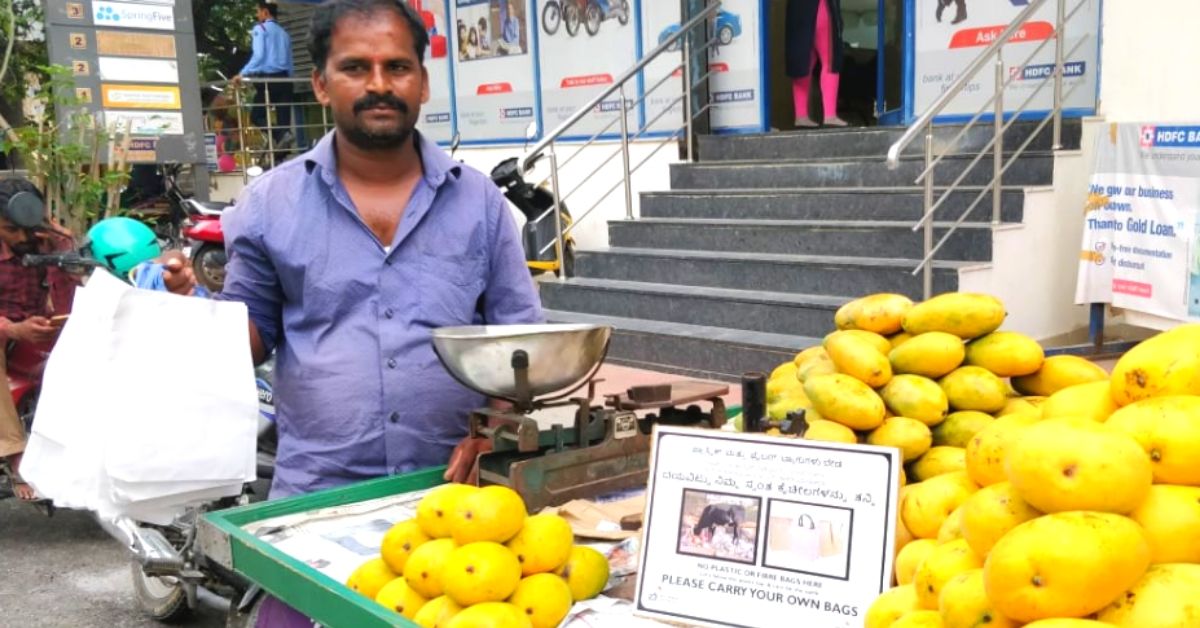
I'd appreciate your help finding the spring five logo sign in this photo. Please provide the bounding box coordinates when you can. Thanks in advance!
[93,1,175,31]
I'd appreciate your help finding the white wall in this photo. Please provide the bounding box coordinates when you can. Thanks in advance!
[1098,0,1200,122]
[956,118,1103,340]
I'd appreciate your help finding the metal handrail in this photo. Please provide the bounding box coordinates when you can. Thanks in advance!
[519,2,722,176]
[886,0,1088,299]
[885,0,1052,168]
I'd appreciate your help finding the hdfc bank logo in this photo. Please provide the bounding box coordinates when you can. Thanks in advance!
[1141,126,1156,148]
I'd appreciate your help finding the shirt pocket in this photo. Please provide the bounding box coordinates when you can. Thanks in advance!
[413,252,486,327]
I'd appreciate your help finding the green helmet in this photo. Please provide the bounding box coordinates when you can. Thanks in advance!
[87,217,161,277]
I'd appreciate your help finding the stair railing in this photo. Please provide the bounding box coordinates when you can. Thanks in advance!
[518,1,723,278]
[886,0,1092,299]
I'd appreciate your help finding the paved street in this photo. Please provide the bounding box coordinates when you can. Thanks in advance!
[0,498,227,628]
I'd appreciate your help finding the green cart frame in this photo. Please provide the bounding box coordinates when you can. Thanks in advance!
[199,467,449,628]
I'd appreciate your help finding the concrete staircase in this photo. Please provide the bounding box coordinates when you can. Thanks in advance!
[541,121,1081,382]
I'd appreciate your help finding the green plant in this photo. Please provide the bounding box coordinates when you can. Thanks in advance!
[0,65,131,236]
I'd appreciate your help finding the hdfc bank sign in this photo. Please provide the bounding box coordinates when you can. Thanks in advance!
[93,1,175,31]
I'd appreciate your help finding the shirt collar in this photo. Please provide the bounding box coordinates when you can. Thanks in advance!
[304,129,462,189]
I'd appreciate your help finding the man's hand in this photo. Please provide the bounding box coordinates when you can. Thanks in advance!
[160,251,197,296]
[444,436,493,485]
[8,316,57,344]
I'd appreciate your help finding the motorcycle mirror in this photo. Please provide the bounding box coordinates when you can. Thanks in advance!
[246,166,264,178]
[525,122,538,141]
[449,132,461,159]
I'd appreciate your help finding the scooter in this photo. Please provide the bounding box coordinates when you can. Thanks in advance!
[583,0,630,36]
[490,156,576,277]
[164,163,262,294]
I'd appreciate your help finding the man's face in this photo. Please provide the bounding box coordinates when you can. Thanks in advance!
[0,217,35,255]
[313,10,430,152]
[257,7,270,22]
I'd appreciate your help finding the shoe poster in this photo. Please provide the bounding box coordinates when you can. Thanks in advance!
[451,0,539,141]
[913,0,1100,119]
[413,0,455,144]
[536,0,638,139]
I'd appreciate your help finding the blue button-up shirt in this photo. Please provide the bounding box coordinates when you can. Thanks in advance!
[240,19,293,76]
[218,131,544,498]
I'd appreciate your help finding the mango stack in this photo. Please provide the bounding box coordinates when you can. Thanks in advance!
[758,292,1200,627]
[343,484,610,628]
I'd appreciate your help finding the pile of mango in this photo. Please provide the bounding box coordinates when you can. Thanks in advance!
[761,292,1200,627]
[344,484,609,628]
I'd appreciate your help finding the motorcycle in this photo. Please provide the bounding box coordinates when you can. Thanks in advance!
[161,163,262,294]
[12,249,279,623]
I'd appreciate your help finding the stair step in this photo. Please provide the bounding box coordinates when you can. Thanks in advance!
[541,278,847,338]
[698,119,1082,161]
[543,309,819,382]
[639,187,1025,223]
[574,247,964,299]
[608,218,995,261]
[670,153,1055,190]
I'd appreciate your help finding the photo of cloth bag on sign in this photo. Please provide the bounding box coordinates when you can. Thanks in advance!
[787,513,821,561]
[817,519,844,557]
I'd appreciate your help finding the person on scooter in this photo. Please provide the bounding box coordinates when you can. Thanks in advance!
[0,178,77,502]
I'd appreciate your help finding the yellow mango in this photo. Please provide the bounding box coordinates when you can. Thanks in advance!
[964,413,1040,487]
[1023,621,1110,628]
[939,366,1008,413]
[902,471,977,540]
[914,538,983,609]
[865,584,920,628]
[868,417,932,461]
[938,569,1020,628]
[791,345,827,368]
[984,512,1150,623]
[1040,380,1117,422]
[834,293,914,335]
[901,293,1006,340]
[1097,563,1200,627]
[1110,324,1200,405]
[931,411,993,448]
[833,329,894,355]
[801,419,858,444]
[959,481,1041,558]
[1127,485,1200,564]
[797,351,837,383]
[997,396,1045,416]
[880,375,950,427]
[1004,418,1152,514]
[936,506,966,545]
[889,332,965,379]
[909,446,967,482]
[770,361,798,382]
[804,373,887,431]
[1106,395,1200,485]
[895,539,937,586]
[1011,355,1108,397]
[825,331,893,388]
[892,610,945,627]
[964,331,1045,377]
[889,331,915,349]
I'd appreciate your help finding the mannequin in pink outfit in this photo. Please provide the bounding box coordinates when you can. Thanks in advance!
[785,0,846,128]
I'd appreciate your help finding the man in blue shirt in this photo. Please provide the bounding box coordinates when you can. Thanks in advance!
[234,1,295,147]
[162,0,542,623]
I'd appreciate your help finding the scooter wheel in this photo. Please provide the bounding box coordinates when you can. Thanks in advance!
[193,243,228,294]
[131,559,192,622]
[617,0,630,25]
[584,3,602,36]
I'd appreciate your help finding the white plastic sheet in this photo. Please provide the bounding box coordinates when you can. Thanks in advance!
[21,270,258,525]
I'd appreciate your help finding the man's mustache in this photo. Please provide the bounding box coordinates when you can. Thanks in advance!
[354,93,408,115]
